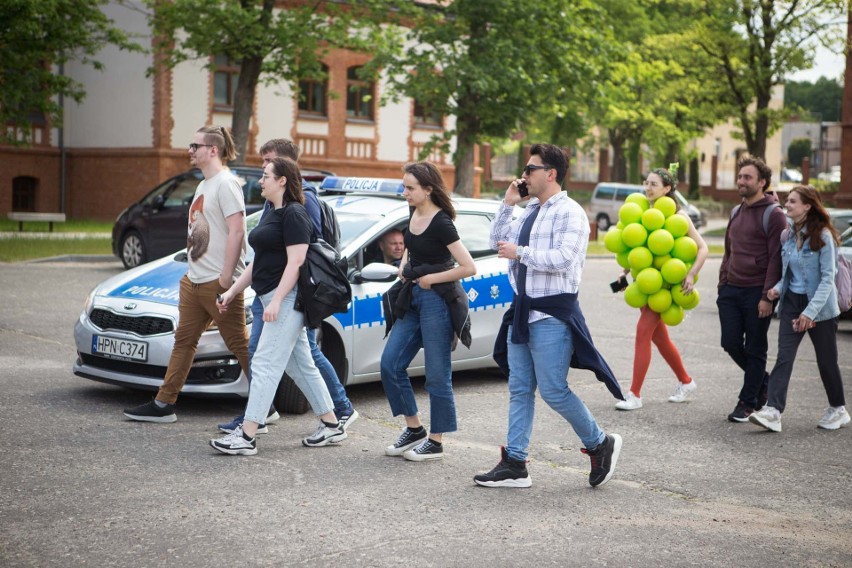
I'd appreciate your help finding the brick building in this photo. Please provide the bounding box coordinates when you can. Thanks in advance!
[0,1,455,221]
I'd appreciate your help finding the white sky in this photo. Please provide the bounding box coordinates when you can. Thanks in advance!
[787,43,845,83]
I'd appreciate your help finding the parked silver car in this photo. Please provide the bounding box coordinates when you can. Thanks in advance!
[75,177,518,413]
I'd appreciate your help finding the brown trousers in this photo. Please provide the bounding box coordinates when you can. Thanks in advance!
[156,275,250,405]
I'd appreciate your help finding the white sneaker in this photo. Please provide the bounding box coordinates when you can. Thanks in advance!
[817,406,850,430]
[615,392,642,411]
[210,425,257,456]
[266,410,281,424]
[668,380,697,403]
[748,405,782,432]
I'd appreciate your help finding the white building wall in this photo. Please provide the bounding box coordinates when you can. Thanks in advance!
[255,80,297,142]
[171,58,210,145]
[64,1,153,148]
[377,75,411,163]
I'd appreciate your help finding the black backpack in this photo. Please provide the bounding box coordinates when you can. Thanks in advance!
[297,235,352,329]
[318,199,341,251]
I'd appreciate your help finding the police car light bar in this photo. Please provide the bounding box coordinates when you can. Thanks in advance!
[320,176,404,195]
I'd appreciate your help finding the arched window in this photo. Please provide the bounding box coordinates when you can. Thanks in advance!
[298,65,328,117]
[346,66,374,120]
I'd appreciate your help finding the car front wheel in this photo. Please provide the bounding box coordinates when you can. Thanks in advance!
[120,230,146,269]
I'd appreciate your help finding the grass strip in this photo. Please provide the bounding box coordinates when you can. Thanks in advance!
[0,238,112,262]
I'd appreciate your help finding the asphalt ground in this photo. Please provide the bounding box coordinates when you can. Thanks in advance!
[1,257,850,567]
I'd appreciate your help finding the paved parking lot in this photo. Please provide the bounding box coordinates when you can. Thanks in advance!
[1,257,850,567]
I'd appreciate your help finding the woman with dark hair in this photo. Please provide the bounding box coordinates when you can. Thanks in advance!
[615,166,708,410]
[380,161,476,461]
[750,185,848,432]
[209,157,345,455]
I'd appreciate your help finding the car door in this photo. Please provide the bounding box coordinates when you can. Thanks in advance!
[147,174,200,258]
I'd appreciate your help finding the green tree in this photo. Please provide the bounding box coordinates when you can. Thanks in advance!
[148,0,396,164]
[370,0,608,196]
[690,0,846,159]
[785,76,843,121]
[0,0,140,146]
[787,137,812,168]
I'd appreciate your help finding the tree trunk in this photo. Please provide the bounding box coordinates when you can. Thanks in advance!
[228,0,274,165]
[627,135,642,184]
[229,55,263,165]
[453,102,479,197]
[609,129,627,182]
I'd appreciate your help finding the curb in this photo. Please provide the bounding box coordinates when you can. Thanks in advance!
[25,255,119,264]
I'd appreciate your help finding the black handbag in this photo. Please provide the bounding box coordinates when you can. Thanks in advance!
[296,237,352,328]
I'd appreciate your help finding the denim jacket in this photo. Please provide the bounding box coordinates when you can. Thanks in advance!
[773,223,840,322]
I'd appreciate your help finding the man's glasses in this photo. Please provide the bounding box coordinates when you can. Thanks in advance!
[523,164,551,175]
[189,143,214,152]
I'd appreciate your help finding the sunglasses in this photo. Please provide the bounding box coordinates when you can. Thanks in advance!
[189,143,214,152]
[523,164,552,175]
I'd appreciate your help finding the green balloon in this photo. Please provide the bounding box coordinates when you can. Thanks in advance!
[672,236,698,263]
[661,258,688,284]
[628,246,654,271]
[664,214,689,238]
[624,282,648,308]
[616,251,631,269]
[660,304,684,326]
[625,192,650,211]
[648,288,673,313]
[672,286,700,310]
[621,223,648,248]
[653,253,672,270]
[619,202,644,225]
[604,228,628,253]
[636,267,663,295]
[647,229,675,256]
[641,208,666,232]
[654,196,677,218]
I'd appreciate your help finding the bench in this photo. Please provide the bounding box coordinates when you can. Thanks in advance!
[7,212,67,232]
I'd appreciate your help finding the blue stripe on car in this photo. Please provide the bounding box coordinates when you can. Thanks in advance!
[105,262,187,305]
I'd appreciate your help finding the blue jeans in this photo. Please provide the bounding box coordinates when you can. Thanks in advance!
[506,318,604,461]
[243,289,333,424]
[380,286,457,433]
[307,327,352,415]
[716,284,771,407]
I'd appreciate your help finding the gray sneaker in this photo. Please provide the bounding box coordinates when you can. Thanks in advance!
[123,399,176,423]
[748,406,782,432]
[817,407,850,430]
[302,421,347,447]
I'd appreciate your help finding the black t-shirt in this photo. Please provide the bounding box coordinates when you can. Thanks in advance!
[248,203,313,296]
[404,210,459,267]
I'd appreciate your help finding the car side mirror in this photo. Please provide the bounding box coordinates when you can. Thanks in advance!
[153,195,166,210]
[359,262,399,282]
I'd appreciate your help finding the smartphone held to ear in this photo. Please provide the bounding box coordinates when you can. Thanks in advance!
[610,275,628,293]
[517,180,529,198]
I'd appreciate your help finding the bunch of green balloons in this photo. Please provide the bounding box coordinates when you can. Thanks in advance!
[603,193,700,326]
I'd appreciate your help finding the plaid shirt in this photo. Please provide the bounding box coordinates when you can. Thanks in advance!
[490,192,589,323]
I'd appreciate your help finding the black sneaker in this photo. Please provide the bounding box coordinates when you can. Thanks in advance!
[474,446,531,488]
[728,401,754,423]
[385,427,427,456]
[123,399,176,423]
[403,439,443,461]
[581,433,622,487]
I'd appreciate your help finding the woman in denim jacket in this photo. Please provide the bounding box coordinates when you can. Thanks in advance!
[749,186,848,432]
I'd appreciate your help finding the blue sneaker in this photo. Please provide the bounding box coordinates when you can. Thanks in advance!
[337,408,359,431]
[218,415,268,435]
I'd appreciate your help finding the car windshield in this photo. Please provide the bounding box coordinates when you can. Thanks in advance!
[244,209,381,263]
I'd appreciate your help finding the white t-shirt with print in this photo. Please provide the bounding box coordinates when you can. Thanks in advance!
[186,169,247,284]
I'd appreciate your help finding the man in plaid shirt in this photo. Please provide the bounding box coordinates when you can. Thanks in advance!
[474,143,623,489]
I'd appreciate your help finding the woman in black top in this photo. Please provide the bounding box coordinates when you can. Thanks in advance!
[381,161,476,462]
[210,157,344,455]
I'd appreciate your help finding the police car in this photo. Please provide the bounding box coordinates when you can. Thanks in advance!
[74,177,518,413]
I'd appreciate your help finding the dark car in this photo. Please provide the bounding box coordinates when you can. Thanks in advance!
[112,166,332,268]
